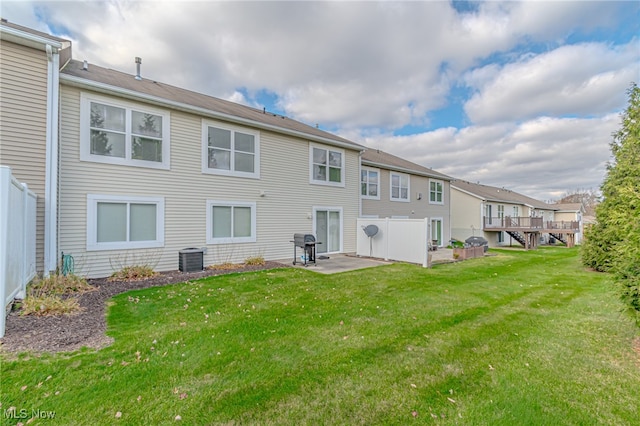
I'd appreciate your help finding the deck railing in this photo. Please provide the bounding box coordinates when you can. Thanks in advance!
[483,216,579,231]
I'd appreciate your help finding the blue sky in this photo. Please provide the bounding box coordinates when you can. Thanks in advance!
[3,0,639,201]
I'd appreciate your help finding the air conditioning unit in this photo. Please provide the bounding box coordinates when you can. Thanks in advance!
[179,248,204,272]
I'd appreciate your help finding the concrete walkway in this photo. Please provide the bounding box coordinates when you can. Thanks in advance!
[280,248,455,274]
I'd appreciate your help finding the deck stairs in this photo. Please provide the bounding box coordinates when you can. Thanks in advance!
[506,231,527,246]
[549,233,567,245]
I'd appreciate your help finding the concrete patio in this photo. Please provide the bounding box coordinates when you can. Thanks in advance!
[281,248,455,274]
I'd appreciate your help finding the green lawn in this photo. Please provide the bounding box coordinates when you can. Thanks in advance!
[2,248,639,425]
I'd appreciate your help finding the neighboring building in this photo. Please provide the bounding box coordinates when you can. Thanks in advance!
[0,19,71,274]
[1,20,364,278]
[451,180,579,249]
[550,203,586,244]
[360,149,452,247]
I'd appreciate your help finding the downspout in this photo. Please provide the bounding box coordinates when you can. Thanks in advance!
[44,44,59,275]
[358,150,364,218]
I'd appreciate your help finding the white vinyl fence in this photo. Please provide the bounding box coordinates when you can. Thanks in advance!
[356,218,431,267]
[1,166,37,338]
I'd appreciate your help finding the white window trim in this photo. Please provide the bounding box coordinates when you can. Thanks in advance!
[309,144,346,187]
[360,166,380,200]
[389,172,410,202]
[312,206,344,253]
[87,194,165,251]
[201,120,261,179]
[429,179,444,205]
[80,92,171,170]
[206,200,257,244]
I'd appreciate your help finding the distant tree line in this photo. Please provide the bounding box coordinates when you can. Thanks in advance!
[582,83,640,326]
[554,188,600,216]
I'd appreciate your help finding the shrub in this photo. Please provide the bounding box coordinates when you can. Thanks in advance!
[29,273,94,295]
[21,294,81,316]
[208,262,245,271]
[109,265,158,282]
[244,255,266,266]
[20,274,92,316]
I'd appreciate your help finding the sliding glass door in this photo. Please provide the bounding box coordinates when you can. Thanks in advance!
[314,208,342,254]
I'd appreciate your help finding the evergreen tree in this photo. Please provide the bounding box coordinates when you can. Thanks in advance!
[582,83,640,323]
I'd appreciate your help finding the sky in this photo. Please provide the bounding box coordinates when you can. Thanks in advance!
[3,0,639,201]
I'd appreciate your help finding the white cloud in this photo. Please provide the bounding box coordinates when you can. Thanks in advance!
[1,0,634,200]
[359,114,619,201]
[463,41,639,124]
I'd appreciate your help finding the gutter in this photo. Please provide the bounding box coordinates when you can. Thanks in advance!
[59,74,364,152]
[362,160,451,181]
[0,24,67,51]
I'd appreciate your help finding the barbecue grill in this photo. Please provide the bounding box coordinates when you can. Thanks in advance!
[465,236,489,252]
[291,233,320,266]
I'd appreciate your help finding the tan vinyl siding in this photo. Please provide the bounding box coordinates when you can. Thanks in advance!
[59,86,359,277]
[450,188,482,242]
[0,40,48,272]
[361,170,451,244]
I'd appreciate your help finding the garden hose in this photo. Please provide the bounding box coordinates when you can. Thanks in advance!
[61,252,75,276]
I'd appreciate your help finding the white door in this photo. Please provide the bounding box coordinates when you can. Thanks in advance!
[314,208,342,254]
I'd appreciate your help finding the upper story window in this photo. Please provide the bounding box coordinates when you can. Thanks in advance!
[497,204,505,218]
[310,145,344,186]
[202,121,260,179]
[429,179,444,204]
[390,172,409,202]
[361,167,380,199]
[512,206,520,217]
[80,93,170,169]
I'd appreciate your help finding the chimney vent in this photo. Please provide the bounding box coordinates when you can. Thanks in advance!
[82,60,88,71]
[134,57,142,80]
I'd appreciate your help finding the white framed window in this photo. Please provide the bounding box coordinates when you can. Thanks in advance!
[485,203,493,225]
[390,172,410,202]
[497,205,505,218]
[310,145,344,186]
[80,93,170,169]
[361,167,380,199]
[206,201,256,244]
[429,179,444,204]
[513,206,520,217]
[87,194,164,251]
[202,120,260,178]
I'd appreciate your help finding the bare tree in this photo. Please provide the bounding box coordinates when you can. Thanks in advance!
[554,188,600,216]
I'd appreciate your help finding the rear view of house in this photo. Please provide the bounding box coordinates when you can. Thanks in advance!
[360,149,452,247]
[451,180,580,249]
[1,20,364,279]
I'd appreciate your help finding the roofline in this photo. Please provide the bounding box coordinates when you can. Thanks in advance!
[450,185,487,201]
[451,184,556,210]
[0,24,68,51]
[60,73,363,152]
[362,159,451,181]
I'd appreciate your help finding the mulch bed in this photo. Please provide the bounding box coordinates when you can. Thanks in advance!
[0,261,286,355]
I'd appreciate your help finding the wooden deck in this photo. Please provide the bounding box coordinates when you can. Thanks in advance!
[483,217,580,249]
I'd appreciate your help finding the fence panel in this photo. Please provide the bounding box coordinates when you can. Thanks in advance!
[356,218,430,267]
[1,166,37,338]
